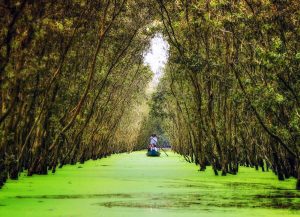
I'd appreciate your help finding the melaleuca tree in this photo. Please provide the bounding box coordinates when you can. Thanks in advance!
[153,0,300,189]
[0,0,156,186]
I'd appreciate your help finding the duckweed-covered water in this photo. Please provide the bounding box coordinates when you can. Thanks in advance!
[0,151,299,217]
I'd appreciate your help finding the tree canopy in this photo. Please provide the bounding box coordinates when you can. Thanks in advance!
[0,0,299,190]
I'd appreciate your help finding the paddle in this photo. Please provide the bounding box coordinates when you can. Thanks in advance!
[159,144,169,157]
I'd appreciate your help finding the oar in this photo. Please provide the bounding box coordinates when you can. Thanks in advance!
[159,144,169,157]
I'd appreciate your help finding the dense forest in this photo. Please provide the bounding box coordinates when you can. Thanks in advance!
[1,0,299,190]
[0,0,155,185]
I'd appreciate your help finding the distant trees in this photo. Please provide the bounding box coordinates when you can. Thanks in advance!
[152,0,300,189]
[0,0,153,186]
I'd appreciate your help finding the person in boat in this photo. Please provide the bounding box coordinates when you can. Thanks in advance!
[149,134,158,151]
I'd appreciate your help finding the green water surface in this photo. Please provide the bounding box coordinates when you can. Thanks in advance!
[0,151,299,217]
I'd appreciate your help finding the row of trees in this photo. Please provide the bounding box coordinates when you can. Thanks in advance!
[1,0,299,191]
[0,0,154,187]
[148,0,299,189]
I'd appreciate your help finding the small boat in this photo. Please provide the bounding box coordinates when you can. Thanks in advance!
[146,150,161,157]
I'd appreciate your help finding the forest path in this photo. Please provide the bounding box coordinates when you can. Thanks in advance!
[0,151,299,217]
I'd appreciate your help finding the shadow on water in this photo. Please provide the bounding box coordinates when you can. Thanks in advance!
[14,193,132,199]
[16,190,299,210]
[92,192,300,210]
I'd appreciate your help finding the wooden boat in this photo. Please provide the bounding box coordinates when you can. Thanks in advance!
[146,150,161,157]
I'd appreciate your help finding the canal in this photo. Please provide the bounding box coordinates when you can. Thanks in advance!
[0,151,299,217]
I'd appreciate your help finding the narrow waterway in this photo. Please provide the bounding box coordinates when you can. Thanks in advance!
[0,151,299,217]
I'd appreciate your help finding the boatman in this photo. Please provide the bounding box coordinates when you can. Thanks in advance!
[149,134,158,150]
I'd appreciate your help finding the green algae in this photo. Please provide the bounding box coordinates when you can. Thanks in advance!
[0,151,299,217]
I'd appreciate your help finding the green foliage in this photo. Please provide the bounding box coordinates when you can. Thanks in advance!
[153,0,300,188]
[0,0,157,179]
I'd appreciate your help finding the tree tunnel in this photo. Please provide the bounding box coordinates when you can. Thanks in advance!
[0,0,299,190]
